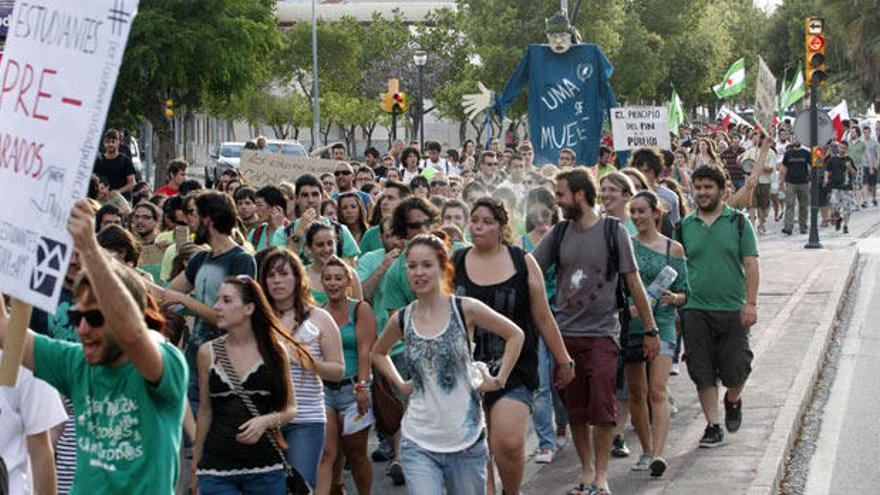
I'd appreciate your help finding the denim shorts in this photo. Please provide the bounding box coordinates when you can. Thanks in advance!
[484,384,534,411]
[324,381,357,413]
[400,435,488,495]
[198,470,286,495]
[282,422,325,489]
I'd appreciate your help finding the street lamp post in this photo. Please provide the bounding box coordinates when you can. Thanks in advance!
[413,50,427,152]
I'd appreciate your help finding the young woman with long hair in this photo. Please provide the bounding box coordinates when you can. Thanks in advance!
[400,147,422,184]
[624,191,688,477]
[259,248,345,490]
[337,192,369,245]
[194,275,315,494]
[453,198,574,494]
[316,256,377,495]
[372,234,525,495]
[304,223,362,305]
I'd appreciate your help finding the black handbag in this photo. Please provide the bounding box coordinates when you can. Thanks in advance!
[212,339,313,495]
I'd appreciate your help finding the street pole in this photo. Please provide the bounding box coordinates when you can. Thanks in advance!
[391,110,398,142]
[418,65,425,152]
[805,72,822,249]
[310,0,320,149]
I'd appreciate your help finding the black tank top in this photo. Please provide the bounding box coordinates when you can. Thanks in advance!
[453,245,538,392]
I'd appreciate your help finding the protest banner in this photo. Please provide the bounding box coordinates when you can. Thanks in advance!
[610,106,670,151]
[239,150,339,187]
[0,0,138,384]
[755,57,778,132]
[0,1,13,40]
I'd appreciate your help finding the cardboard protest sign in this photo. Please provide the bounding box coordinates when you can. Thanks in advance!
[610,106,670,151]
[0,0,139,313]
[755,57,777,132]
[239,150,339,187]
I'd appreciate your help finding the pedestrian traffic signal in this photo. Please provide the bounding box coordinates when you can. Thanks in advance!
[805,17,826,87]
[164,98,174,118]
[811,146,824,168]
[392,92,406,113]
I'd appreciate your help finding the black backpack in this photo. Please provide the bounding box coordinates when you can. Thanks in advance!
[545,216,630,312]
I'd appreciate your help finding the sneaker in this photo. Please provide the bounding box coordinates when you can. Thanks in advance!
[800,229,808,234]
[781,228,792,235]
[862,201,868,208]
[669,394,679,417]
[387,461,405,485]
[835,217,842,231]
[670,363,680,376]
[699,423,724,448]
[724,394,743,432]
[534,447,554,464]
[843,225,849,234]
[556,426,568,449]
[873,199,877,206]
[371,442,392,462]
[649,456,668,477]
[611,434,630,458]
[632,453,653,471]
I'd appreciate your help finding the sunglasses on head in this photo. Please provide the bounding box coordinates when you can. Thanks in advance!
[68,308,105,327]
[406,219,433,230]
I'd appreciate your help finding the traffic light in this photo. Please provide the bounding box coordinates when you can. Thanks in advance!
[805,17,826,87]
[392,92,406,113]
[811,146,825,168]
[164,98,174,118]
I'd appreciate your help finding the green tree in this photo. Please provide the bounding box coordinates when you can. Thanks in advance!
[108,0,280,179]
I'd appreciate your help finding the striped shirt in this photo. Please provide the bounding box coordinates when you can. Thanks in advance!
[290,318,326,424]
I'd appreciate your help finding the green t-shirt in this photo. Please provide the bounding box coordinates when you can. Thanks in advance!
[33,334,188,495]
[247,224,287,252]
[359,225,382,254]
[291,217,361,259]
[849,140,866,168]
[679,206,758,311]
[628,239,689,344]
[356,248,403,356]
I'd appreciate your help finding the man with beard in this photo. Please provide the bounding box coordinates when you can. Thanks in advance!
[131,202,165,281]
[162,191,257,410]
[532,168,658,495]
[0,199,188,494]
[676,165,759,448]
[93,129,136,199]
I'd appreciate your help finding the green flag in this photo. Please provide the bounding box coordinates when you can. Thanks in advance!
[777,69,789,121]
[668,87,685,130]
[783,62,806,109]
[712,58,746,99]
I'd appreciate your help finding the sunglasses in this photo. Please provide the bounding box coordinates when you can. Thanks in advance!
[431,181,448,187]
[334,170,352,176]
[68,308,105,327]
[406,219,433,230]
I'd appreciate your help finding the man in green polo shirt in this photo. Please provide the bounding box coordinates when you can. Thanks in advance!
[676,165,760,448]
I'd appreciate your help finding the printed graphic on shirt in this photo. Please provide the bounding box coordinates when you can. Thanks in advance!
[77,395,144,472]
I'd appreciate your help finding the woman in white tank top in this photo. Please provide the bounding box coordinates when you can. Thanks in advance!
[372,234,524,495]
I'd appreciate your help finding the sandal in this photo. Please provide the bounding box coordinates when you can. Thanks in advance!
[590,487,613,495]
[568,483,594,495]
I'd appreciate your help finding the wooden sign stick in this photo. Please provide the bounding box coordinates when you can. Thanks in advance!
[0,299,34,387]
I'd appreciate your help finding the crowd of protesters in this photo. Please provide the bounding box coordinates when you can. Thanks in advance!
[1,115,876,495]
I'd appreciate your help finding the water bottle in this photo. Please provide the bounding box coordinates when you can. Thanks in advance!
[646,265,678,306]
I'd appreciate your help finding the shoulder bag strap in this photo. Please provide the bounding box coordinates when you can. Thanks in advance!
[666,238,672,265]
[211,340,297,480]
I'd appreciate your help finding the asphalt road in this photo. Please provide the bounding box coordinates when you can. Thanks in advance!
[804,238,880,494]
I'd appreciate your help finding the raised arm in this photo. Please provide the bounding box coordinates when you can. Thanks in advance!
[68,199,165,383]
[0,298,37,371]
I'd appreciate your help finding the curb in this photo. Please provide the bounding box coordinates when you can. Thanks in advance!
[746,248,859,495]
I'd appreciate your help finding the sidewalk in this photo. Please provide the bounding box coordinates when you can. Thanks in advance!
[522,210,880,494]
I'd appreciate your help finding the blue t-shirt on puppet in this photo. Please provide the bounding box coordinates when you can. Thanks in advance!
[493,44,617,167]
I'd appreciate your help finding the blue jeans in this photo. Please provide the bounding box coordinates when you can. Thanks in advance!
[282,422,325,489]
[400,436,488,495]
[531,338,569,450]
[198,470,286,495]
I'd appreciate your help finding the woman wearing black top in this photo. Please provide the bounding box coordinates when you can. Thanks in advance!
[453,197,575,494]
[194,275,315,494]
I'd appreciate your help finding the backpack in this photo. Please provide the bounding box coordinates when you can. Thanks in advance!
[545,217,630,312]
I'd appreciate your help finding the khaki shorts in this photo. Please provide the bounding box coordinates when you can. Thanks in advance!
[753,183,771,209]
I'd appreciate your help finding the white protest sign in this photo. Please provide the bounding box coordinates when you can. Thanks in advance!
[240,150,339,187]
[610,106,670,151]
[0,0,139,313]
[755,56,777,132]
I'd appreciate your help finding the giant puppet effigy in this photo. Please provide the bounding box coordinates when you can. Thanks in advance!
[463,13,617,166]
